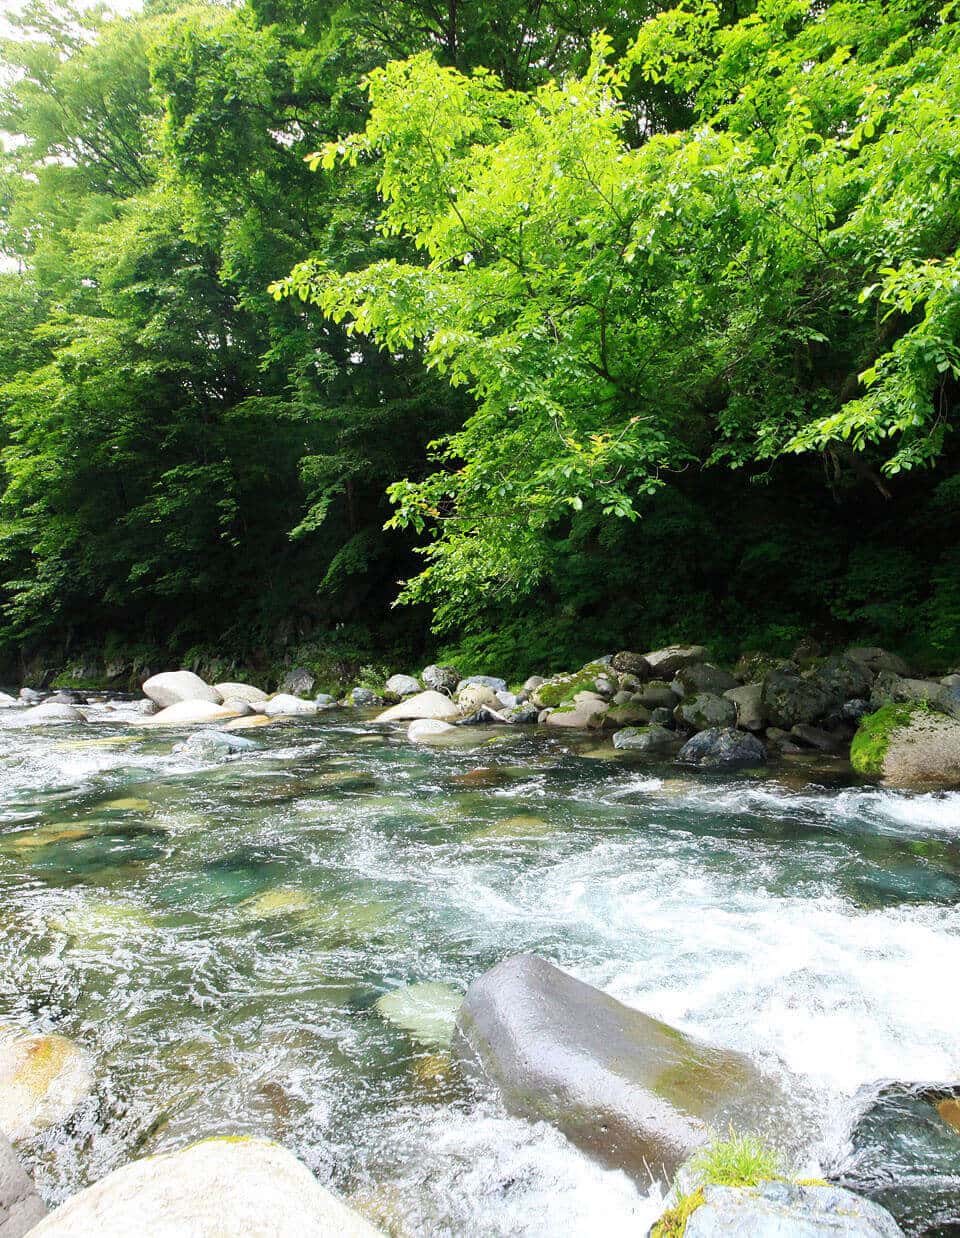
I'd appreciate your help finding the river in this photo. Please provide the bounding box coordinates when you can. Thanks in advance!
[1,701,958,1234]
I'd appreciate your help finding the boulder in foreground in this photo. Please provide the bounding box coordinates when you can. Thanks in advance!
[376,691,460,722]
[25,1136,385,1238]
[679,1181,903,1237]
[679,727,767,767]
[851,704,960,788]
[0,1132,45,1236]
[142,671,221,708]
[452,954,788,1183]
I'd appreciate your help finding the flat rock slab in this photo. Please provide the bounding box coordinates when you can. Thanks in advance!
[683,1181,903,1237]
[26,1137,385,1237]
[0,1134,45,1237]
[452,954,789,1183]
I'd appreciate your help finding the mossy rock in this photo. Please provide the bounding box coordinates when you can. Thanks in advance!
[851,702,929,778]
[533,665,608,709]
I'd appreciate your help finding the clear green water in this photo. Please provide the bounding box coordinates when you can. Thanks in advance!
[1,703,959,1235]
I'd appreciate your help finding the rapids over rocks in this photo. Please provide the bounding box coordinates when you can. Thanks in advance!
[0,700,958,1235]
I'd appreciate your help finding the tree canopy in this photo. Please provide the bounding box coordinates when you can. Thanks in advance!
[0,0,956,680]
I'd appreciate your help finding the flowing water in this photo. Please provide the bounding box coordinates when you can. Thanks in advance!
[1,701,959,1235]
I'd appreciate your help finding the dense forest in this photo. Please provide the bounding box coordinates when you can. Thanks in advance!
[0,0,957,687]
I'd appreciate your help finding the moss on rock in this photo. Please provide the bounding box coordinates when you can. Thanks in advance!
[850,702,929,778]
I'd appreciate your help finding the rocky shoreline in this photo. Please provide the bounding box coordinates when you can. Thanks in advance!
[5,640,958,790]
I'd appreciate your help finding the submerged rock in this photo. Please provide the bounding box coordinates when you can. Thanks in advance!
[174,730,256,757]
[678,727,767,767]
[375,981,463,1049]
[376,691,460,723]
[221,714,277,731]
[407,719,457,742]
[0,1131,46,1236]
[452,954,787,1183]
[25,1136,385,1237]
[680,1181,903,1237]
[828,1081,960,1235]
[0,1028,93,1144]
[18,703,85,725]
[142,671,221,708]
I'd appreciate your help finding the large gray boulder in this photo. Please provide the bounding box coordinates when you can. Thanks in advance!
[421,664,459,694]
[812,654,874,703]
[847,647,911,677]
[213,681,267,705]
[17,703,85,726]
[681,1181,903,1237]
[678,727,767,767]
[671,663,738,698]
[610,651,651,679]
[452,955,788,1183]
[142,671,222,709]
[278,667,315,696]
[676,693,737,732]
[724,683,765,731]
[376,691,460,723]
[852,705,960,788]
[761,670,835,728]
[383,674,420,699]
[643,645,708,679]
[0,1133,45,1237]
[635,681,679,711]
[25,1136,385,1237]
[456,675,507,693]
[542,692,609,729]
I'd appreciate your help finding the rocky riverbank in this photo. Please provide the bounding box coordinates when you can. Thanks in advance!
[7,640,957,789]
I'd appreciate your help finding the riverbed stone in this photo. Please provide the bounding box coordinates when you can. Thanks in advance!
[542,692,609,729]
[724,683,765,731]
[0,1132,45,1237]
[221,714,277,731]
[143,700,241,727]
[681,1181,904,1237]
[263,693,318,717]
[279,667,315,696]
[376,691,461,723]
[0,1028,94,1144]
[452,954,787,1183]
[407,719,457,742]
[383,674,420,699]
[142,671,222,708]
[676,693,737,732]
[456,676,507,694]
[612,724,678,754]
[791,723,846,753]
[219,698,256,716]
[375,981,463,1049]
[812,654,874,704]
[421,664,459,694]
[635,681,679,711]
[25,1136,386,1237]
[643,645,709,679]
[604,702,652,728]
[678,727,767,766]
[213,681,268,704]
[456,684,499,713]
[349,687,382,707]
